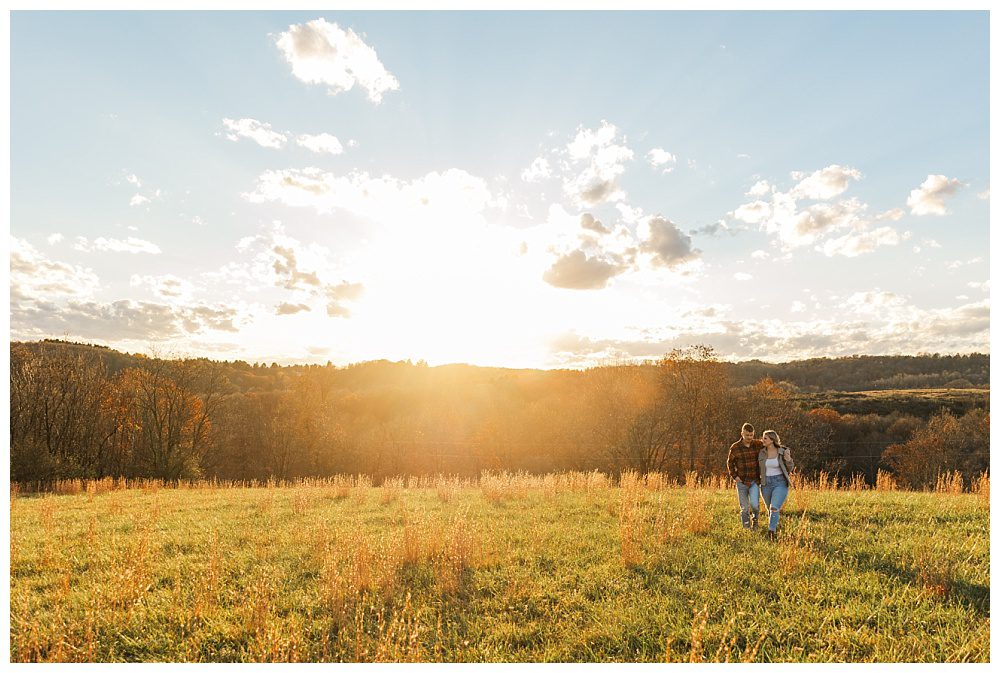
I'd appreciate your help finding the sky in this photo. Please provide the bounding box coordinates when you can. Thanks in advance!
[8,10,991,368]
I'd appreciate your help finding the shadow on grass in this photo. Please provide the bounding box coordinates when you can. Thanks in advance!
[848,550,989,619]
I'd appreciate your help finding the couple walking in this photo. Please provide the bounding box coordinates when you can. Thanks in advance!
[726,422,795,540]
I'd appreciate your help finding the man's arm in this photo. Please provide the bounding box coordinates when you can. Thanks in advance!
[726,446,741,482]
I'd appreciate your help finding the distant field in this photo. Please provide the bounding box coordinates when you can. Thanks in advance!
[10,474,989,662]
[795,388,989,417]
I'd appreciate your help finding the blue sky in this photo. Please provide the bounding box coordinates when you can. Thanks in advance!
[9,11,990,367]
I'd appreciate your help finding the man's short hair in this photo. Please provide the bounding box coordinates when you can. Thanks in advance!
[741,423,755,433]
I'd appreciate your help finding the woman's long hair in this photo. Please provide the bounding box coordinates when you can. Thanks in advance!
[762,430,782,448]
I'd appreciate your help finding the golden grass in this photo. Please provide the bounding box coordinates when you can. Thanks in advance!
[670,604,768,663]
[971,471,989,504]
[14,465,989,502]
[934,471,965,495]
[875,469,898,492]
[379,477,405,506]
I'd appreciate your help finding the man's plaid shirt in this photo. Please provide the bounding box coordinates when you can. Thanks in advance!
[727,439,763,484]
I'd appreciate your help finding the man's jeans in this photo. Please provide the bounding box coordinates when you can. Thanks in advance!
[735,480,760,529]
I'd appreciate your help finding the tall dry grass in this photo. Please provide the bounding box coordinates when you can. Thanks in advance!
[971,471,989,504]
[379,477,405,506]
[875,469,898,492]
[682,473,711,535]
[618,470,644,565]
[666,605,767,663]
[934,471,965,494]
[17,467,988,500]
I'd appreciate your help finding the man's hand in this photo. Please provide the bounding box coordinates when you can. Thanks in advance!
[734,476,743,484]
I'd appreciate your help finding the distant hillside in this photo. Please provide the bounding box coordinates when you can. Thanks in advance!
[727,353,988,392]
[794,388,989,419]
[13,339,990,394]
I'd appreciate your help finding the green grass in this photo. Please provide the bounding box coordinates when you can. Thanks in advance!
[9,478,989,662]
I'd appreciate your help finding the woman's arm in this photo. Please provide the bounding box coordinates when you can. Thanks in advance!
[783,447,795,471]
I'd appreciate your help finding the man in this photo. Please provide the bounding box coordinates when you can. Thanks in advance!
[727,422,763,530]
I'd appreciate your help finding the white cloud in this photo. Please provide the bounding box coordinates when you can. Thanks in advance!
[275,18,399,103]
[222,118,288,149]
[12,297,250,343]
[543,249,625,290]
[296,132,344,155]
[521,157,552,183]
[126,174,142,187]
[271,244,322,290]
[562,121,634,206]
[875,207,905,221]
[977,186,990,200]
[232,223,364,317]
[947,257,983,270]
[324,281,365,317]
[200,262,256,289]
[846,290,909,314]
[819,226,902,257]
[637,216,699,269]
[689,220,730,237]
[790,300,806,313]
[130,274,195,301]
[907,174,962,215]
[547,291,988,367]
[579,212,611,235]
[733,200,771,224]
[10,236,100,300]
[276,302,311,316]
[46,233,64,245]
[750,250,769,260]
[74,236,162,254]
[244,167,492,224]
[615,202,644,225]
[647,148,677,172]
[790,165,862,200]
[130,194,150,207]
[731,167,901,257]
[734,272,753,281]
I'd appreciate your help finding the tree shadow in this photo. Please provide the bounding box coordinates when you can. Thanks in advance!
[846,550,989,619]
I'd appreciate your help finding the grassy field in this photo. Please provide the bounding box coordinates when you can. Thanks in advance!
[9,473,990,662]
[794,387,989,418]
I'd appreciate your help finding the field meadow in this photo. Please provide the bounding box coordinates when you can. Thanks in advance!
[9,471,990,663]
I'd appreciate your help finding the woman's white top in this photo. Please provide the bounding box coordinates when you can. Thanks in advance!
[765,456,782,476]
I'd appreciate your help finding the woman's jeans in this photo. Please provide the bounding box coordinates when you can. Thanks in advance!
[760,474,790,532]
[735,481,760,529]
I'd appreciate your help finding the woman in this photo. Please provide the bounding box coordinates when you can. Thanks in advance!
[758,430,794,541]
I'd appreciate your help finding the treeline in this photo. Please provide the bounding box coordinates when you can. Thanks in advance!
[9,342,989,490]
[25,339,990,394]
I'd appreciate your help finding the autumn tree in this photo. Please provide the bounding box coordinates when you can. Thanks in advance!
[657,345,734,474]
[114,360,223,480]
[10,344,117,480]
[579,360,664,473]
[882,409,989,489]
